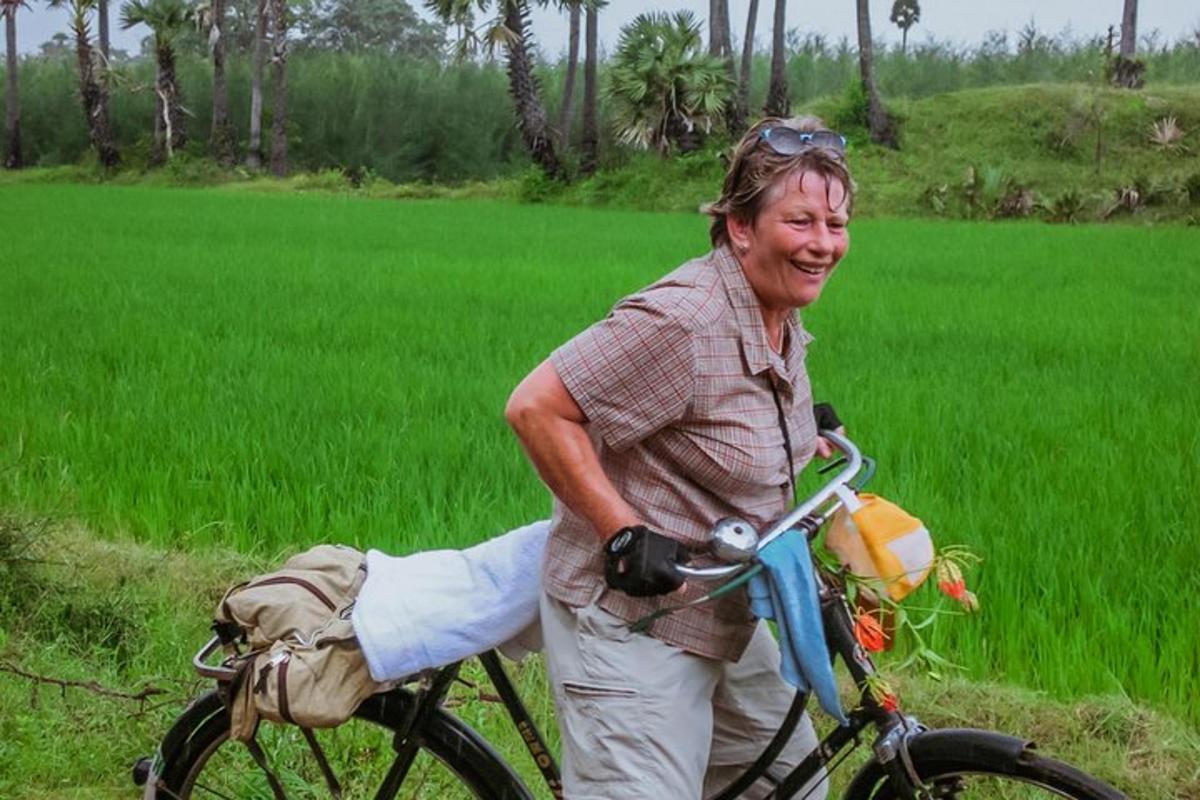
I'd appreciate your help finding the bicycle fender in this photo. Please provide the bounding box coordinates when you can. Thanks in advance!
[842,728,1032,800]
[142,690,228,799]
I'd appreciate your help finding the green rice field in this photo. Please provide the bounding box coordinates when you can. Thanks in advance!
[1,183,1198,728]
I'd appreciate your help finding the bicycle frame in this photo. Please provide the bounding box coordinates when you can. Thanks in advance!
[432,549,922,800]
[452,430,928,799]
[178,431,929,800]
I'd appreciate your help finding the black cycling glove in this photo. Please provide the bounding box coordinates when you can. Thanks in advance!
[603,525,687,598]
[813,402,843,433]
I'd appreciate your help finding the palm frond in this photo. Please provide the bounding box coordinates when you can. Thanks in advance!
[606,9,733,154]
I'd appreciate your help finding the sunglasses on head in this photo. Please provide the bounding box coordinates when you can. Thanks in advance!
[757,127,847,155]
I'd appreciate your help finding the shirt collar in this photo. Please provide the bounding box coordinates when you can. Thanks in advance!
[713,246,814,386]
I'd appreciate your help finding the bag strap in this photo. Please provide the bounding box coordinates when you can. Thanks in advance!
[768,379,796,498]
[834,484,864,513]
[243,735,288,800]
[301,727,344,797]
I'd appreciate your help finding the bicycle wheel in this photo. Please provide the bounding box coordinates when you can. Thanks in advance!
[842,728,1126,800]
[145,688,534,800]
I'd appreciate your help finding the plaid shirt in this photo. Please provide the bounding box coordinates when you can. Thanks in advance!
[544,246,819,662]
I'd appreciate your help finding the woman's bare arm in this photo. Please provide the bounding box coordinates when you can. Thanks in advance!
[505,360,640,542]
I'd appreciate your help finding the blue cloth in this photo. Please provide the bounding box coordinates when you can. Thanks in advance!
[748,530,849,726]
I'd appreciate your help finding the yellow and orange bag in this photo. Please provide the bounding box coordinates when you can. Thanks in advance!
[825,487,934,602]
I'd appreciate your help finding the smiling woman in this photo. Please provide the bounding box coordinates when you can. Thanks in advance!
[503,115,855,798]
[709,117,853,348]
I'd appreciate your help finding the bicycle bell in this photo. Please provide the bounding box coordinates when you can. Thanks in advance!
[709,517,760,562]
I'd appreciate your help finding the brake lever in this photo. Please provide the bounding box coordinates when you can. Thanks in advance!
[817,457,848,475]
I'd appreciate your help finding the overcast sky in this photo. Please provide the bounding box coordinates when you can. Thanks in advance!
[15,0,1200,57]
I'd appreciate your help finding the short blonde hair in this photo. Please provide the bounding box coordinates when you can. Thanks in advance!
[705,116,855,248]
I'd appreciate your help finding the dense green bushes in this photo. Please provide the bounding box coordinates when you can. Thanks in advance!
[11,55,533,180]
[6,30,1200,181]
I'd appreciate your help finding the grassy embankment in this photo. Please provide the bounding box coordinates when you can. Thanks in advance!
[3,524,1198,798]
[1,183,1197,795]
[5,83,1200,223]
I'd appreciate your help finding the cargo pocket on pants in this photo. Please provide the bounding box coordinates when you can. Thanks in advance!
[557,678,647,790]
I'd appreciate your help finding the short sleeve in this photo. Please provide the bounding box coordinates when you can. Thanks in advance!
[550,296,697,452]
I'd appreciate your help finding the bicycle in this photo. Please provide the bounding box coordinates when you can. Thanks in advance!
[134,431,1127,799]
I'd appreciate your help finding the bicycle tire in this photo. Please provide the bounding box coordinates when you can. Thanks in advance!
[149,688,534,800]
[841,728,1127,800]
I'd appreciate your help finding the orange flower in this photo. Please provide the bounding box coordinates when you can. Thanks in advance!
[938,578,966,600]
[865,675,899,712]
[936,559,966,600]
[854,612,887,653]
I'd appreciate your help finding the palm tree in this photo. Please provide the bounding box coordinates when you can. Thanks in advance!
[49,0,120,167]
[889,0,918,55]
[708,0,740,131]
[554,0,580,151]
[428,0,562,179]
[855,0,897,147]
[198,0,236,165]
[121,0,192,162]
[97,0,108,56]
[579,0,597,175]
[3,0,26,168]
[764,0,787,116]
[245,0,266,168]
[608,10,732,155]
[269,0,287,175]
[734,0,759,132]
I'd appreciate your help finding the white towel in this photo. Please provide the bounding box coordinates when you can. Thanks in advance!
[352,520,550,682]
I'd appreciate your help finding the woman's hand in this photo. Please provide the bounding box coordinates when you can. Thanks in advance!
[813,402,845,460]
[604,525,687,597]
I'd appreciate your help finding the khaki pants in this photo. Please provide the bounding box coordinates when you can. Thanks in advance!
[540,592,828,800]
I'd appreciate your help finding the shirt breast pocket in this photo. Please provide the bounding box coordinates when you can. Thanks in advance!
[683,378,792,494]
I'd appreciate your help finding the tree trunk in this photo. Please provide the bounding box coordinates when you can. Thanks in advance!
[855,0,897,148]
[245,0,267,169]
[97,0,109,60]
[667,111,701,154]
[734,0,759,133]
[269,0,288,176]
[901,26,908,56]
[4,7,21,169]
[556,1,579,152]
[157,42,186,159]
[97,0,111,134]
[708,0,731,58]
[764,0,788,117]
[503,0,561,179]
[152,61,164,163]
[72,9,119,168]
[1119,0,1137,59]
[210,0,236,165]
[709,0,738,131]
[1112,0,1144,89]
[580,1,598,176]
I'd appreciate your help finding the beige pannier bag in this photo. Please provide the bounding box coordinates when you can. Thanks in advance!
[213,544,384,741]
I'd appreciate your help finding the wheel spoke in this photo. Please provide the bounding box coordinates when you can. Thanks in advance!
[189,781,240,800]
[155,688,531,800]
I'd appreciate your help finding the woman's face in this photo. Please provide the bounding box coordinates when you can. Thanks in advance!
[729,170,850,314]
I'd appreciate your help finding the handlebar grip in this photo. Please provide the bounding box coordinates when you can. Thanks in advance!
[813,402,842,432]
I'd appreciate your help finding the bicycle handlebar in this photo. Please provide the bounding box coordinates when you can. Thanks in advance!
[675,429,863,580]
